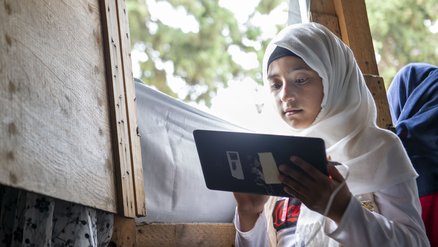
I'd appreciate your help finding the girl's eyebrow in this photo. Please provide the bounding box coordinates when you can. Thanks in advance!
[267,73,280,81]
[267,66,311,80]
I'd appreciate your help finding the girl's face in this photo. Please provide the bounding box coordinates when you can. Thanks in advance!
[267,56,324,129]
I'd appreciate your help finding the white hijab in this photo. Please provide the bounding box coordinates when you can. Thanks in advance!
[263,22,416,195]
[262,23,417,246]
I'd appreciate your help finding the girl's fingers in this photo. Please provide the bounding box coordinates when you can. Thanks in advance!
[279,173,303,191]
[280,157,350,215]
[280,174,308,200]
[328,165,344,182]
[278,164,313,189]
[279,168,313,201]
[278,163,293,174]
[290,156,323,181]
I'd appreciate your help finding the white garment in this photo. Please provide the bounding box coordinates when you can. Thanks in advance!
[234,179,429,247]
[234,22,428,246]
[134,80,244,223]
[261,22,418,195]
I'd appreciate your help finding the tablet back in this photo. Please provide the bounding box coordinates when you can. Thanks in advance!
[193,129,327,197]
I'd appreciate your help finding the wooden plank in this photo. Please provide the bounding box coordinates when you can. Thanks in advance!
[136,223,236,247]
[176,224,235,247]
[364,75,392,129]
[115,0,146,217]
[310,0,336,14]
[137,224,177,247]
[110,216,137,247]
[311,1,392,130]
[0,0,117,212]
[310,12,341,38]
[310,0,341,38]
[333,0,379,75]
[100,0,136,217]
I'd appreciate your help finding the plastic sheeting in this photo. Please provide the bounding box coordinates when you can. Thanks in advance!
[135,81,249,223]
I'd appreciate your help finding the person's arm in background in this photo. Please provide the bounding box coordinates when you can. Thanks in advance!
[234,207,270,247]
[233,192,270,247]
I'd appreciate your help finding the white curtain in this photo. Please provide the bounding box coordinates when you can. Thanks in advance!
[134,79,247,223]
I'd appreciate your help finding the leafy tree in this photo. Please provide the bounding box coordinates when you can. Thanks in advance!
[127,0,283,106]
[128,0,438,103]
[366,0,438,88]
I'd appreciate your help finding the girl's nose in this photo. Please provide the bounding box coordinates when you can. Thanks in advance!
[280,82,296,103]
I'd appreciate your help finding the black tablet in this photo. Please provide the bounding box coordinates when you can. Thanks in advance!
[193,129,328,197]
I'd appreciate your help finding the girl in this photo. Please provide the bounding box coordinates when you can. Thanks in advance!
[233,23,429,246]
[388,63,438,246]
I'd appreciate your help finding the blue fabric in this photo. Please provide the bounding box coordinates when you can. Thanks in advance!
[387,63,438,196]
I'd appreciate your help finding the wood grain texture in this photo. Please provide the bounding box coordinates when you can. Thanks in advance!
[310,0,336,14]
[311,1,390,129]
[364,75,393,129]
[310,12,341,38]
[100,0,137,217]
[0,0,117,212]
[110,216,137,247]
[115,0,145,217]
[333,0,379,75]
[310,0,341,38]
[135,223,236,247]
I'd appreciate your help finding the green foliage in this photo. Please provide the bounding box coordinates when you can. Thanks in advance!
[256,0,284,14]
[127,0,283,105]
[128,0,438,103]
[366,0,438,88]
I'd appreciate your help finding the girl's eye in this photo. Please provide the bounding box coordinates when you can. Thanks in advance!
[294,77,309,85]
[270,81,282,90]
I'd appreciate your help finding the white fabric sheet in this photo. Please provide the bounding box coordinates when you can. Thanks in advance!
[134,81,247,223]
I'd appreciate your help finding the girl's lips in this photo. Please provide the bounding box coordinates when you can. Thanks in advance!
[284,109,302,116]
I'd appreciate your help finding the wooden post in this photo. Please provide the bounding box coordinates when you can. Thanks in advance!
[115,0,146,217]
[310,0,342,38]
[100,0,145,217]
[363,75,392,129]
[310,0,392,129]
[110,217,137,247]
[333,0,379,75]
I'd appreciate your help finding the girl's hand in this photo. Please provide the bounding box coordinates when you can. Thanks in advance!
[278,156,352,224]
[233,192,269,231]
